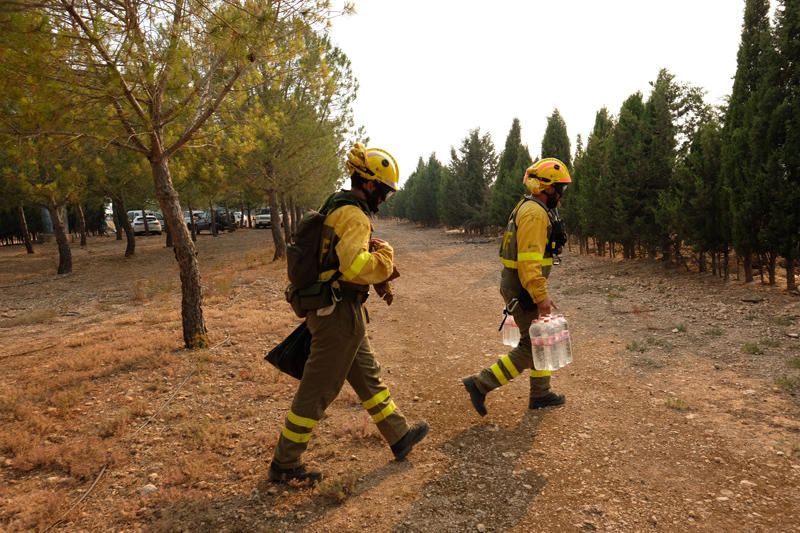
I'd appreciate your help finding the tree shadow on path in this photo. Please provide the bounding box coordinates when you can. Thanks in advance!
[393,411,547,533]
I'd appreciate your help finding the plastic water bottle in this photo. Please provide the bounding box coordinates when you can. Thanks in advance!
[541,317,558,371]
[551,314,567,368]
[501,314,520,346]
[530,319,546,371]
[560,315,573,366]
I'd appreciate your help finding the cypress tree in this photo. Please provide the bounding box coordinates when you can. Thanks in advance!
[721,0,773,282]
[579,108,615,255]
[609,93,647,258]
[642,69,678,260]
[447,129,498,232]
[541,109,572,170]
[767,0,800,291]
[489,118,532,226]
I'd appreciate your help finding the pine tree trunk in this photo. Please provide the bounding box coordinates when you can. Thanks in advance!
[47,203,72,274]
[113,197,135,257]
[711,252,718,276]
[240,200,246,228]
[142,207,150,235]
[786,255,797,292]
[209,200,218,237]
[188,200,197,242]
[112,202,123,240]
[151,157,208,349]
[287,198,296,238]
[225,205,234,232]
[723,249,730,281]
[247,204,252,228]
[294,204,302,232]
[18,204,34,254]
[698,251,706,273]
[743,253,754,282]
[280,195,291,244]
[268,189,286,260]
[78,203,88,247]
[767,252,776,286]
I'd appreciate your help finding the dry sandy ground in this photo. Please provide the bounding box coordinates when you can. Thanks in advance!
[1,220,799,532]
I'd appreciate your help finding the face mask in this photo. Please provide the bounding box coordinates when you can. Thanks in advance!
[545,190,560,209]
[366,188,383,213]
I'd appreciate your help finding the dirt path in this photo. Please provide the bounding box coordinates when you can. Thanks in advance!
[1,221,799,532]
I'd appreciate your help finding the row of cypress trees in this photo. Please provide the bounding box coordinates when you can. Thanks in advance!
[385,0,799,292]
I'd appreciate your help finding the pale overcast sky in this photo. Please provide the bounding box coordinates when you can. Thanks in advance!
[329,0,745,185]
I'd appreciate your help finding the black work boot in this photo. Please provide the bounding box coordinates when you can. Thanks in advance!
[529,392,566,409]
[462,376,487,417]
[391,421,430,461]
[268,462,323,485]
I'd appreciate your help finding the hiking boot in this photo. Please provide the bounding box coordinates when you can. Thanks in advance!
[268,463,323,485]
[529,392,566,410]
[462,376,487,417]
[391,421,430,461]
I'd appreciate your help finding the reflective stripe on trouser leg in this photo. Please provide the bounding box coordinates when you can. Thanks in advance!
[530,369,552,399]
[272,299,365,469]
[475,352,523,392]
[347,334,408,446]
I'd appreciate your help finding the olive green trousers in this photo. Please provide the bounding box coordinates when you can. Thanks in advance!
[272,297,409,469]
[471,291,553,400]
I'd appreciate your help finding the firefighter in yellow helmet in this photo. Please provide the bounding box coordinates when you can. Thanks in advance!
[462,158,572,416]
[269,143,429,484]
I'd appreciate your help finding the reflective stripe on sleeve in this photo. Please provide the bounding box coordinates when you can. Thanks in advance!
[342,251,372,280]
[287,411,317,429]
[281,426,312,443]
[362,388,391,410]
[370,400,397,423]
[529,369,553,377]
[490,362,509,385]
[501,258,517,269]
[500,354,520,378]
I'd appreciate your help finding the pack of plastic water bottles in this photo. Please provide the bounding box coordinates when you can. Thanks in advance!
[530,314,573,371]
[501,315,521,346]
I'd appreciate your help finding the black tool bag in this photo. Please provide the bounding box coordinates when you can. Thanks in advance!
[264,322,312,380]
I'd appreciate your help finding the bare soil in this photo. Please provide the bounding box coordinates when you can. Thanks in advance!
[1,220,799,532]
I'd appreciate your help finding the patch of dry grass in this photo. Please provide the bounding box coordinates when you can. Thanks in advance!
[332,414,381,442]
[133,278,177,303]
[318,470,360,502]
[0,489,68,531]
[0,308,59,328]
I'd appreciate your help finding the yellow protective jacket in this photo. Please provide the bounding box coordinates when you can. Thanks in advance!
[499,196,553,304]
[318,191,394,287]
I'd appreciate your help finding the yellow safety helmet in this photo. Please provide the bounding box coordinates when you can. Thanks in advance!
[523,157,572,195]
[346,142,400,192]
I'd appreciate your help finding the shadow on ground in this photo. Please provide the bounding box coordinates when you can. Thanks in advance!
[392,411,546,533]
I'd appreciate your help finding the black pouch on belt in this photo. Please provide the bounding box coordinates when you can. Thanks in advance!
[285,281,334,318]
[265,322,311,379]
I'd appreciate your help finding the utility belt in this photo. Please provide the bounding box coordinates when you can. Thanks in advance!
[285,280,368,318]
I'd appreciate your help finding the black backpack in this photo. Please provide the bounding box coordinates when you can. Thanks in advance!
[287,193,363,289]
[284,193,363,317]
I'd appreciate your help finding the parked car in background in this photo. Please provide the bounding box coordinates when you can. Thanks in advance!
[255,208,282,229]
[132,215,162,235]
